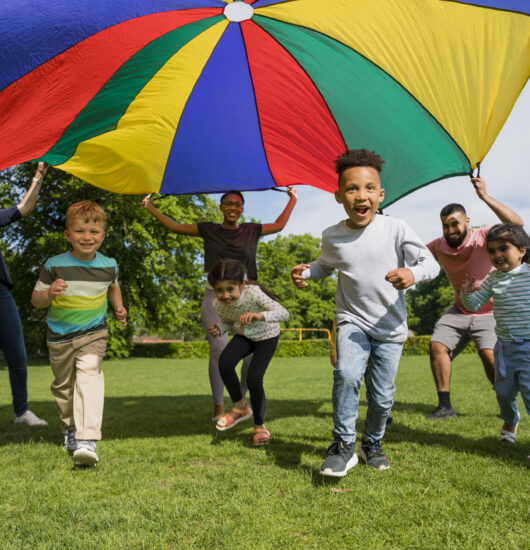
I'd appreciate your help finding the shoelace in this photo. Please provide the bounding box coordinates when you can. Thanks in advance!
[327,440,353,457]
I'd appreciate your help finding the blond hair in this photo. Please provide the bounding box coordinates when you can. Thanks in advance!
[65,201,106,228]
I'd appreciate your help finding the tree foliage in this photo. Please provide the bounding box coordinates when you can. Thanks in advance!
[257,234,336,333]
[406,270,453,335]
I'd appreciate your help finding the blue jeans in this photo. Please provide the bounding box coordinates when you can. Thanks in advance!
[333,322,403,444]
[0,282,28,415]
[493,339,530,426]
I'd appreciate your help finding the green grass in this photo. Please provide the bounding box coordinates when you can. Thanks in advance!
[0,355,528,549]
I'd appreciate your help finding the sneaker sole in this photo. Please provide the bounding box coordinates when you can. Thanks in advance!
[320,453,359,477]
[73,449,99,466]
[358,447,390,470]
[216,412,253,432]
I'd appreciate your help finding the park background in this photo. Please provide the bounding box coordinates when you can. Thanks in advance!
[0,49,528,550]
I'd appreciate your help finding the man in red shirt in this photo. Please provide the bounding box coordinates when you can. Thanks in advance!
[426,177,524,419]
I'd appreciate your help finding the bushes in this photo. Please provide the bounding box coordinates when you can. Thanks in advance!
[132,336,477,359]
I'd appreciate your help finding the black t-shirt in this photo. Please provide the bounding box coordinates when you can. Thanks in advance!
[197,222,262,280]
[0,205,21,289]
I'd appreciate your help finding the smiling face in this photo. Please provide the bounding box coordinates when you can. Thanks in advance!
[213,279,244,305]
[219,193,244,226]
[65,217,105,261]
[487,239,525,272]
[334,166,384,229]
[441,211,470,248]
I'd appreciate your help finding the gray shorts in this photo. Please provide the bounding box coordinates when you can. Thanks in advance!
[431,305,496,358]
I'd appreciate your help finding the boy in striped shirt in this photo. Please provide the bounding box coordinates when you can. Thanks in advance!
[32,201,127,466]
[461,223,529,451]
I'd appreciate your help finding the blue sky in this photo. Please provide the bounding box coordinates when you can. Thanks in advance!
[210,81,529,244]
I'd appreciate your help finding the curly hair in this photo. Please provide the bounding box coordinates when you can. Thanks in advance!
[487,223,529,263]
[334,149,385,182]
[65,201,106,228]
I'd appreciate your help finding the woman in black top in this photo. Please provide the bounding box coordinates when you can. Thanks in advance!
[1,162,48,426]
[142,188,297,420]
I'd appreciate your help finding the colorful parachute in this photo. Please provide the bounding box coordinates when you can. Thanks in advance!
[0,0,528,205]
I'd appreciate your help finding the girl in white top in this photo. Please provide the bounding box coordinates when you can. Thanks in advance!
[208,259,289,445]
[461,223,530,451]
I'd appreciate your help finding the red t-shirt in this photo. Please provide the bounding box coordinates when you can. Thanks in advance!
[427,226,493,315]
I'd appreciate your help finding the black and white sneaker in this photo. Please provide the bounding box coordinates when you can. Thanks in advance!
[359,440,390,470]
[320,440,358,477]
[63,429,77,453]
[73,440,99,466]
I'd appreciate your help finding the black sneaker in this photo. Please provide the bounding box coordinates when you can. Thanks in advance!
[320,440,358,477]
[359,440,390,470]
[426,405,458,420]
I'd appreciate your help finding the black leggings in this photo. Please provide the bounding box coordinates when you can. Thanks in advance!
[218,334,279,426]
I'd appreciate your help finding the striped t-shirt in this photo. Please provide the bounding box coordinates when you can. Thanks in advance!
[34,251,118,343]
[461,263,530,342]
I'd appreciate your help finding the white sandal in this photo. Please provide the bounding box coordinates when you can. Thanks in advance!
[499,425,518,443]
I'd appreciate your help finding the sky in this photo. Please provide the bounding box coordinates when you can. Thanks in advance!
[210,81,529,244]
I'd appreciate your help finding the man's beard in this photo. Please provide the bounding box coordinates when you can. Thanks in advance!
[445,226,468,248]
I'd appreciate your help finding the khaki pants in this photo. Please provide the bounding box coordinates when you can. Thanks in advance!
[47,331,108,440]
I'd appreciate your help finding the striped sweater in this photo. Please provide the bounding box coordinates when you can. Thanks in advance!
[461,263,530,342]
[34,251,118,342]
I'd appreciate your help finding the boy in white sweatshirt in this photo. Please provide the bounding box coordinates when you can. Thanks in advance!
[291,149,439,477]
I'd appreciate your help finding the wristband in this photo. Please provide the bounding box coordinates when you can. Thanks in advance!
[32,177,43,183]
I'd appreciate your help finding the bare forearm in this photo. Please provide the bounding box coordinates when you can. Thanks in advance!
[32,290,52,309]
[144,205,199,236]
[18,163,47,216]
[262,193,297,235]
[108,285,124,310]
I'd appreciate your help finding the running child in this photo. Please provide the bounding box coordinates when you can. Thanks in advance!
[461,223,530,453]
[291,148,440,476]
[32,201,127,466]
[207,258,289,445]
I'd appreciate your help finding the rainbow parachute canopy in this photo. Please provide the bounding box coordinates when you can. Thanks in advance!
[0,0,529,205]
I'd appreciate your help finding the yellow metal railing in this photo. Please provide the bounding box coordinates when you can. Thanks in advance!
[280,328,331,342]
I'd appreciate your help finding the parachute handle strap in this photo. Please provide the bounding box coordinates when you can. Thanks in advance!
[469,162,481,179]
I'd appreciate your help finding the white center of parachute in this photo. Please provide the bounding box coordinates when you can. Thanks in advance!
[224,2,254,22]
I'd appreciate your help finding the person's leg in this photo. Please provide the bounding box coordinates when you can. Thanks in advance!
[216,335,254,430]
[493,341,520,441]
[201,289,228,407]
[320,322,367,477]
[470,313,497,386]
[0,283,28,416]
[245,336,278,426]
[72,332,107,441]
[428,307,469,418]
[358,339,403,470]
[362,339,404,443]
[48,340,77,432]
[332,322,371,444]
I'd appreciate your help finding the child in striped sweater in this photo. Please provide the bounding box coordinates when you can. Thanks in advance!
[461,224,529,454]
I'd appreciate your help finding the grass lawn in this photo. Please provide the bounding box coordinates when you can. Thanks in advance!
[0,354,528,549]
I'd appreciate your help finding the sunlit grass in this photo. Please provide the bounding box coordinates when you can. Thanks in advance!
[0,355,528,549]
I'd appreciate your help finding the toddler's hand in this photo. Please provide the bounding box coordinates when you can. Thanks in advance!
[115,306,128,326]
[385,268,414,290]
[291,264,310,288]
[461,274,476,293]
[239,312,264,326]
[48,279,67,298]
[208,325,221,338]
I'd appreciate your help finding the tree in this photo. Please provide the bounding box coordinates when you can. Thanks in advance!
[0,163,221,356]
[256,234,336,333]
[406,270,453,335]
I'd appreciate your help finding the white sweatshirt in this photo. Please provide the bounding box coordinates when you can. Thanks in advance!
[302,215,440,342]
